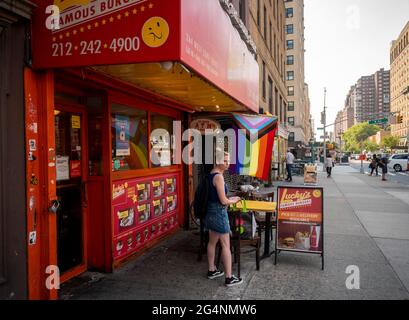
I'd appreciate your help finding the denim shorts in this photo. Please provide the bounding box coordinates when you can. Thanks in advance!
[204,202,230,234]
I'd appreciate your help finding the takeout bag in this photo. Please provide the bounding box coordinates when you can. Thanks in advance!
[231,201,257,240]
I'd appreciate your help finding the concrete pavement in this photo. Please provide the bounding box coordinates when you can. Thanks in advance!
[60,165,409,300]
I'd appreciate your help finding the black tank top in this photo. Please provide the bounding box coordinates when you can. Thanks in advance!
[208,173,228,204]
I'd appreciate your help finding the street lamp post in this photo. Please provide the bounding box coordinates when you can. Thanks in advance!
[322,88,327,172]
[360,141,364,174]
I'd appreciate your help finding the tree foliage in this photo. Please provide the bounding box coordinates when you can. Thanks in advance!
[342,123,381,152]
[363,141,379,152]
[381,136,400,149]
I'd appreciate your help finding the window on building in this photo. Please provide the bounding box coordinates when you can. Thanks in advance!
[273,0,276,18]
[274,34,277,62]
[286,39,294,50]
[288,101,295,111]
[288,117,295,126]
[279,95,283,123]
[286,7,293,18]
[268,77,273,114]
[257,0,260,26]
[239,0,246,24]
[275,88,279,116]
[263,5,267,39]
[262,61,266,100]
[286,55,294,65]
[288,86,294,96]
[111,103,149,171]
[288,132,295,142]
[150,114,174,168]
[287,71,294,81]
[286,24,294,34]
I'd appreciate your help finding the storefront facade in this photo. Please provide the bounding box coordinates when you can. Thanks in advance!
[27,0,259,299]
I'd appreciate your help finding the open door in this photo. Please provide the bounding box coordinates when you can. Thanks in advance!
[54,105,88,282]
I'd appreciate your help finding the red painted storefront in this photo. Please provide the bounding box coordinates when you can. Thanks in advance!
[27,0,259,299]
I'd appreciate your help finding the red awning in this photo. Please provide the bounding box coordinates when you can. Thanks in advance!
[31,0,259,113]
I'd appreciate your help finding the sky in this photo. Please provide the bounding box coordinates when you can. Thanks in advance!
[304,0,409,140]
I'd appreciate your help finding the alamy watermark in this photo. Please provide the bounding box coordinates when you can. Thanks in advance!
[345,265,360,290]
[149,121,259,166]
[45,265,61,290]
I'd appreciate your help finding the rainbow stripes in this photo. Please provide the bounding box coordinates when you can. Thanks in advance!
[232,114,278,181]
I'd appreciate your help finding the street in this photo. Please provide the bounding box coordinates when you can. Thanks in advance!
[60,164,409,300]
[349,160,409,186]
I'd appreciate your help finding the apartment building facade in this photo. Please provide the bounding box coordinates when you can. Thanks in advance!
[284,0,311,154]
[390,22,409,146]
[337,69,390,132]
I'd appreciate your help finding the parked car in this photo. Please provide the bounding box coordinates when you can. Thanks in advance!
[388,153,409,172]
[350,154,359,160]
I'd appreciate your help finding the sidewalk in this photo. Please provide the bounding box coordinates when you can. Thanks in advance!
[60,167,409,300]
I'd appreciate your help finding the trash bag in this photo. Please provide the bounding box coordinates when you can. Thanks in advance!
[232,212,257,240]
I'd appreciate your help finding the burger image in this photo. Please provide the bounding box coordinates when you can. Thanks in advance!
[283,237,295,247]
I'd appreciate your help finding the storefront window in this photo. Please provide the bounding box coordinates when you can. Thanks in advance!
[111,103,148,171]
[150,114,174,168]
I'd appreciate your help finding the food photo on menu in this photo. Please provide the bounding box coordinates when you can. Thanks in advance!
[278,223,322,252]
[166,177,176,193]
[137,183,150,202]
[153,198,165,217]
[152,180,165,197]
[118,207,135,230]
[138,203,151,223]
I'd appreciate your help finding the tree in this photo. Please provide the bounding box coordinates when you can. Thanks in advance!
[381,136,400,149]
[342,123,381,152]
[363,140,379,152]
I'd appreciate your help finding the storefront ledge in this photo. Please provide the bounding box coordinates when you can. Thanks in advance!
[112,166,182,181]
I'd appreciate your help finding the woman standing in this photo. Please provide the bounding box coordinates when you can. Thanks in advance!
[204,151,243,287]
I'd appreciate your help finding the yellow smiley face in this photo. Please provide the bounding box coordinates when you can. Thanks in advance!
[142,17,170,48]
[313,190,322,198]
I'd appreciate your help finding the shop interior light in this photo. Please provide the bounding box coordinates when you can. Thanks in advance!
[160,61,174,71]
[54,110,61,115]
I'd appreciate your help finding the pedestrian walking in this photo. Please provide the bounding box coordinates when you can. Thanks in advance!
[379,155,389,181]
[369,155,379,176]
[325,152,333,178]
[285,149,295,182]
[204,151,243,287]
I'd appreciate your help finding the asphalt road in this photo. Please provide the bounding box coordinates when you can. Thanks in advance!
[349,160,409,186]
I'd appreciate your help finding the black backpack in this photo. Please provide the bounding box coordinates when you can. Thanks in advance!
[193,175,210,220]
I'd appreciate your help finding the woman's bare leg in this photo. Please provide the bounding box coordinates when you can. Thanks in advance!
[219,233,232,278]
[207,231,220,271]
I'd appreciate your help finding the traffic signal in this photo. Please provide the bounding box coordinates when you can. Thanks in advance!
[397,115,403,124]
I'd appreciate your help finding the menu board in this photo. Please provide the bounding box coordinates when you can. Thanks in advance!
[113,212,179,260]
[276,186,324,255]
[112,173,180,260]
